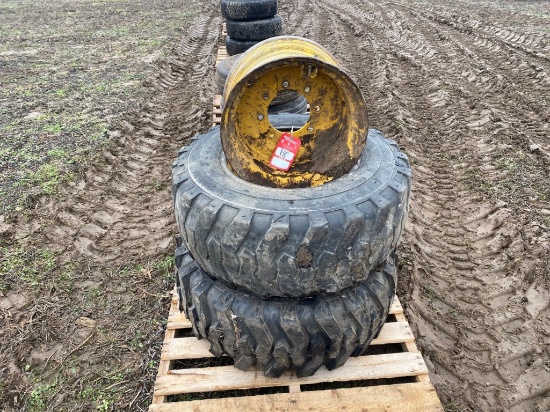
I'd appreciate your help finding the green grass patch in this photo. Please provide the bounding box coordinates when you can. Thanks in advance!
[17,164,61,195]
[26,380,60,412]
[0,247,57,290]
[0,0,198,214]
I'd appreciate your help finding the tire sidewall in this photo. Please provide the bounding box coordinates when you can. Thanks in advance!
[177,128,403,213]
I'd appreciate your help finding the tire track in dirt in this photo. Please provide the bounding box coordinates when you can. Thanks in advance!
[278,0,314,38]
[373,3,549,410]
[398,4,550,161]
[22,11,221,265]
[415,0,550,60]
[309,0,550,410]
[3,1,222,408]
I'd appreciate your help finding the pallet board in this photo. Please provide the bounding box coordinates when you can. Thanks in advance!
[149,290,443,411]
[217,46,229,64]
[213,23,227,125]
[213,94,222,126]
[150,382,441,412]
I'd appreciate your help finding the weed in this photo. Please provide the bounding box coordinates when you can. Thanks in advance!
[44,124,63,134]
[1,247,57,290]
[463,168,494,195]
[449,310,459,319]
[26,378,61,412]
[154,255,174,273]
[0,148,14,163]
[79,386,116,411]
[57,265,75,292]
[152,180,164,191]
[97,398,113,412]
[86,287,103,301]
[496,157,518,172]
[152,255,175,281]
[47,148,67,159]
[130,331,145,349]
[421,285,438,300]
[18,163,61,195]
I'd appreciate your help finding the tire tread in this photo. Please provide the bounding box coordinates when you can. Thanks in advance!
[175,243,397,377]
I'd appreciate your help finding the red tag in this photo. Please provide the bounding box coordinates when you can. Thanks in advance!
[269,133,301,171]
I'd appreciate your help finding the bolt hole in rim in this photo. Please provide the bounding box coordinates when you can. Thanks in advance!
[221,36,368,188]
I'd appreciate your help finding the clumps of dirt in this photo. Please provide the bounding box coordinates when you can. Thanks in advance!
[0,216,15,242]
[296,244,314,269]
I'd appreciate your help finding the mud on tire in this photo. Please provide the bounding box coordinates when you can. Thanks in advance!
[226,15,282,41]
[175,239,397,378]
[225,36,259,56]
[221,0,277,21]
[172,126,411,298]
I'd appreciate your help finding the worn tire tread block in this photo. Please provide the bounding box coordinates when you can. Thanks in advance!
[226,15,282,41]
[221,0,277,21]
[175,242,397,377]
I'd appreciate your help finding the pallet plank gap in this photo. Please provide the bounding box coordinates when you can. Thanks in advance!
[161,321,414,361]
[154,352,428,396]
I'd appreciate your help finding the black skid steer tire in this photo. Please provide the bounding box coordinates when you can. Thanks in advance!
[221,0,277,21]
[226,15,282,41]
[172,124,411,298]
[225,36,259,56]
[216,55,242,95]
[268,94,308,114]
[175,240,397,378]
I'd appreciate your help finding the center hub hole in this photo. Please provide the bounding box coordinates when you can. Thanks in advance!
[267,91,310,132]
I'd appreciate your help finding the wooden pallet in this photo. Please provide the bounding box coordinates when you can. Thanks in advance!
[213,23,227,125]
[213,94,222,126]
[217,46,229,64]
[149,290,443,411]
[217,25,228,63]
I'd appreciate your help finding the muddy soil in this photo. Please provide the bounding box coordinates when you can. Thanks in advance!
[1,0,221,409]
[1,0,549,410]
[276,0,549,410]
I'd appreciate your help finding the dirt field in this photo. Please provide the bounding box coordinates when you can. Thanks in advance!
[1,0,549,410]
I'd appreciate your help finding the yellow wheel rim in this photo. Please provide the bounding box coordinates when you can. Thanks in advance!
[221,36,368,188]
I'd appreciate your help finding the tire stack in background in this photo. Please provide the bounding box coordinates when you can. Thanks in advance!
[222,0,281,56]
[217,0,307,114]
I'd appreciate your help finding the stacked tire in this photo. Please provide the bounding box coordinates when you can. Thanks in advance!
[172,120,412,377]
[222,0,282,56]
